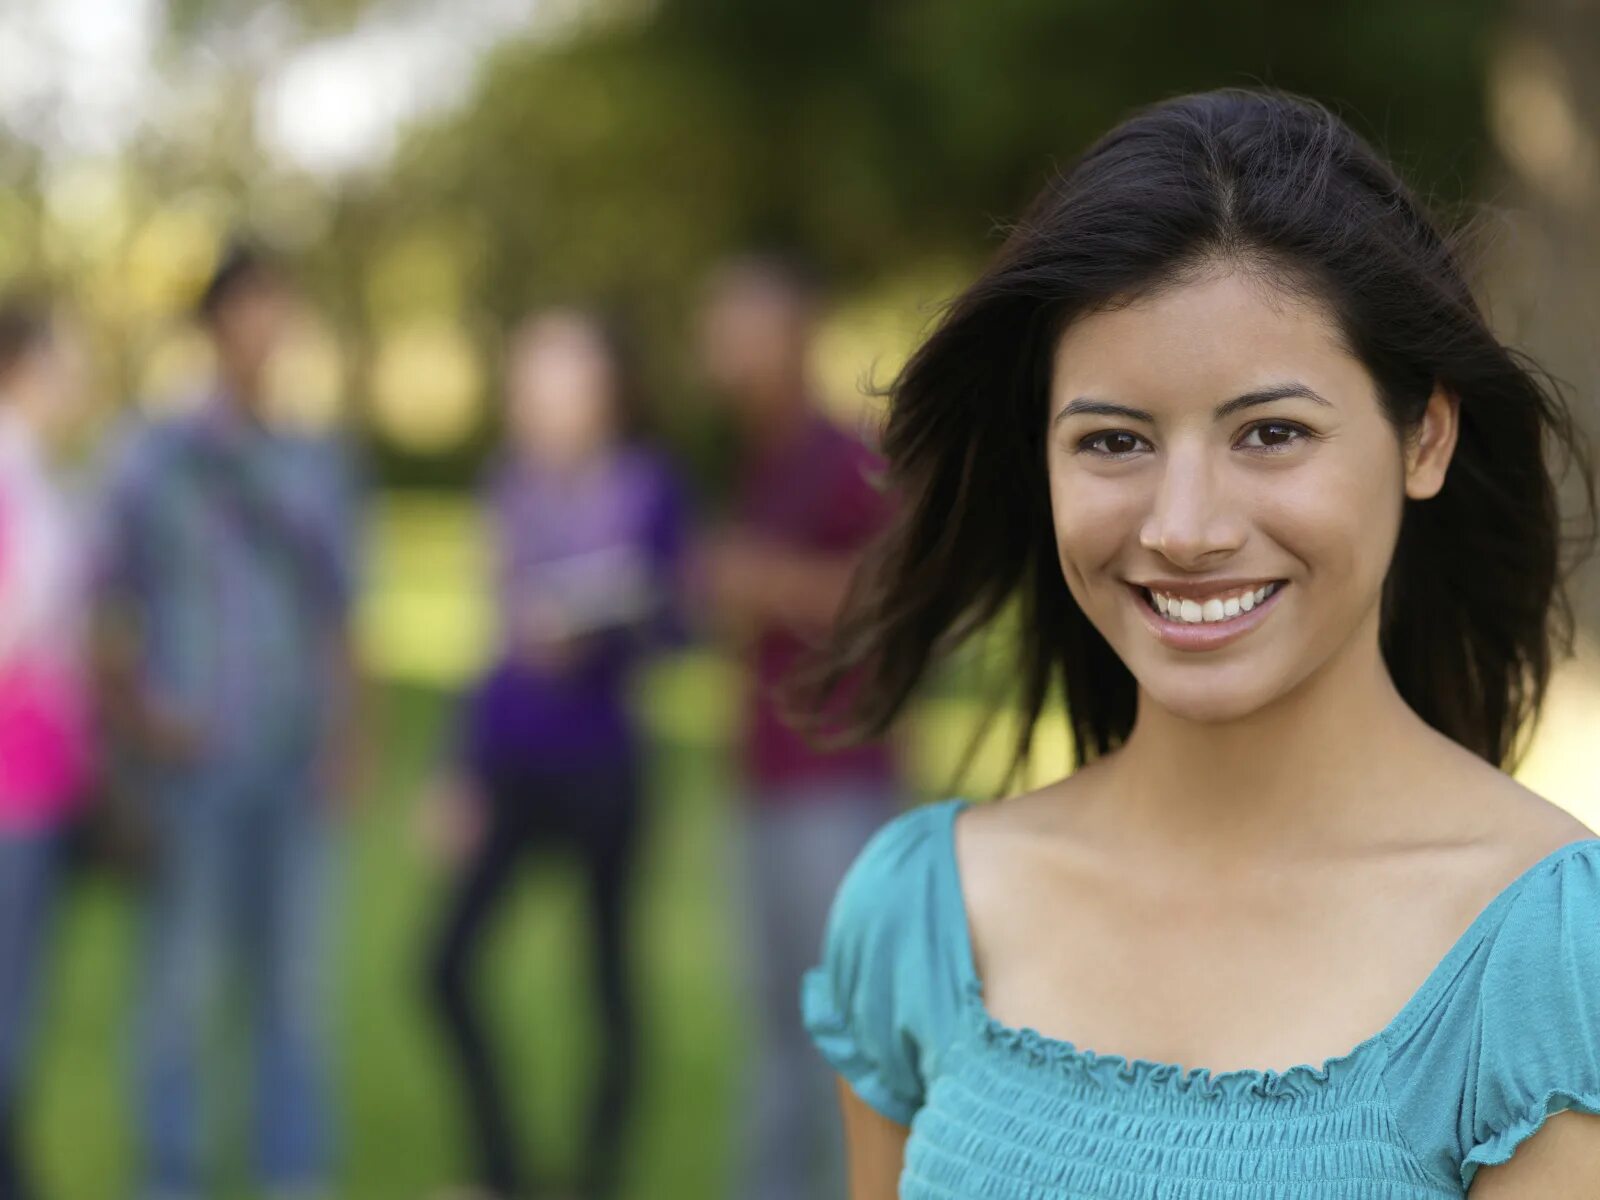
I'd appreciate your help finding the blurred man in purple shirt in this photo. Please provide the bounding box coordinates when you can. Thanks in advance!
[698,254,901,1200]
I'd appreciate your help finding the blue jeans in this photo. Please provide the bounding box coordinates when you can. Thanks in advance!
[731,779,898,1200]
[0,831,58,1104]
[134,756,334,1199]
[0,829,60,1200]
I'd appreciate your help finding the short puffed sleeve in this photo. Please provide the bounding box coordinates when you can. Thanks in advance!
[799,798,970,1125]
[1451,840,1600,1188]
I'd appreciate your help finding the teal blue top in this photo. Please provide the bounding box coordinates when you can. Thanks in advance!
[800,798,1600,1198]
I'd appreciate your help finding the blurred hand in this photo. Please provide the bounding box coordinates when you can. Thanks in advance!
[697,529,860,636]
[512,594,590,673]
[136,695,206,766]
[318,729,372,816]
[695,530,769,639]
[415,771,486,868]
[319,634,370,814]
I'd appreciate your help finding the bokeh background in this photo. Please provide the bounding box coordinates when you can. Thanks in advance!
[4,0,1600,1196]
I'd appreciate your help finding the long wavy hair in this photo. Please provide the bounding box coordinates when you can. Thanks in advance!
[796,88,1597,788]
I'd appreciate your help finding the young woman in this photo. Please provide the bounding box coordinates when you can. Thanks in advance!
[798,89,1600,1197]
[0,300,93,1200]
[425,309,687,1200]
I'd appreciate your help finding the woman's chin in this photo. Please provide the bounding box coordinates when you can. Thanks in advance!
[1137,674,1278,725]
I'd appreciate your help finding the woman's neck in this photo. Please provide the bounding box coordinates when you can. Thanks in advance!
[1087,620,1446,864]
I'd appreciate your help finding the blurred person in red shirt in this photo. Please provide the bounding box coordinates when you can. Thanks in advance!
[696,253,902,1200]
[0,297,94,1200]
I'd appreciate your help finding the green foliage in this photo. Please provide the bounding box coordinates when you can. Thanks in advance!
[336,0,1502,481]
[164,0,376,37]
[390,0,1500,293]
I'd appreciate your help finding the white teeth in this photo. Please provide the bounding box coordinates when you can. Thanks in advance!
[1148,582,1280,624]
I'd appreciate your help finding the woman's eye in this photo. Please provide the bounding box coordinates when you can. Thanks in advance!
[1079,431,1146,457]
[1239,421,1307,451]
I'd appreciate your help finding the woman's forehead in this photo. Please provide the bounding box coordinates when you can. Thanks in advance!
[1049,271,1361,413]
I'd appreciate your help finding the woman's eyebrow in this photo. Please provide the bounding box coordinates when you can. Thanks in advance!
[1215,382,1333,418]
[1052,381,1332,426]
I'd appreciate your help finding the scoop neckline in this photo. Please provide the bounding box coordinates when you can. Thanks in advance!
[938,795,1600,1096]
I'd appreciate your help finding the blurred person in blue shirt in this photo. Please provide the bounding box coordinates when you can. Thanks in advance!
[94,240,363,1200]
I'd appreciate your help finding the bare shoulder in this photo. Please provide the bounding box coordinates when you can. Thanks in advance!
[952,769,1099,871]
[951,769,1110,961]
[1423,737,1597,880]
[1454,746,1594,846]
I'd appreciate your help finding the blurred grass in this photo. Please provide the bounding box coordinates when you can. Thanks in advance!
[29,681,748,1200]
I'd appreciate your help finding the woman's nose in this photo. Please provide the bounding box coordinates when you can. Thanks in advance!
[1137,454,1245,567]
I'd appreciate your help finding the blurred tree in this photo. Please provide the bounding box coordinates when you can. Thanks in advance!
[164,0,377,37]
[1479,0,1600,631]
[349,0,1500,484]
[388,0,1497,286]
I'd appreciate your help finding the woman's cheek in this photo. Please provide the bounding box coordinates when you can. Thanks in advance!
[1256,462,1401,611]
[1049,475,1144,589]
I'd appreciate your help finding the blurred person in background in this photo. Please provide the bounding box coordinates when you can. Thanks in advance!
[421,309,688,1200]
[94,241,363,1200]
[695,254,901,1200]
[0,298,95,1200]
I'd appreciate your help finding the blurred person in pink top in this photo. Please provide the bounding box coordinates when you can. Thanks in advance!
[0,296,94,1200]
[696,254,902,1200]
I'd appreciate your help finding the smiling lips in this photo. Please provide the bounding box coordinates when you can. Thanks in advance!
[1145,581,1282,624]
[1127,578,1289,650]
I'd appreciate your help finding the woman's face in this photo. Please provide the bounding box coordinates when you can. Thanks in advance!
[1045,268,1456,724]
[8,323,89,449]
[506,316,619,467]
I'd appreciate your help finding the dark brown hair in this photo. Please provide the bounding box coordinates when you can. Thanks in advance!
[0,295,54,389]
[197,237,286,326]
[799,88,1597,787]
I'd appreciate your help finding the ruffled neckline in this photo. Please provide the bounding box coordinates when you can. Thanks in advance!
[938,797,1600,1103]
[959,975,1373,1101]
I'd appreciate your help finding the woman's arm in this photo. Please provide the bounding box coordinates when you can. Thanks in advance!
[0,487,47,664]
[837,1074,910,1199]
[1468,1110,1600,1196]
